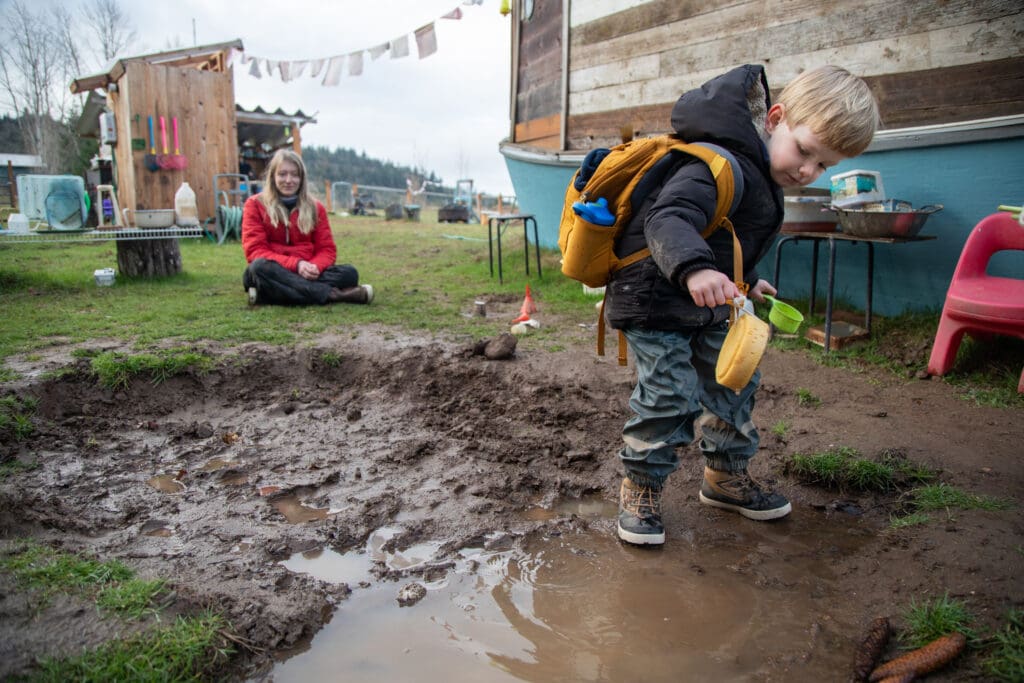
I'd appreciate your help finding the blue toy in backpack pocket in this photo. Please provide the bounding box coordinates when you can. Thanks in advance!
[572,196,616,226]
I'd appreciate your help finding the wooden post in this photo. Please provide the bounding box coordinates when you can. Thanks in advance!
[8,161,16,209]
[324,180,332,212]
[291,120,302,155]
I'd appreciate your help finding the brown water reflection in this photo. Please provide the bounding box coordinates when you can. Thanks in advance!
[270,508,871,682]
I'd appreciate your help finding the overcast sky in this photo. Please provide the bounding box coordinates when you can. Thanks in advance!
[60,0,515,195]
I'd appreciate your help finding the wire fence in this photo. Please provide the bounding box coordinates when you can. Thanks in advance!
[324,181,517,218]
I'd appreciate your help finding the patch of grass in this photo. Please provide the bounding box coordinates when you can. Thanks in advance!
[0,458,38,480]
[770,419,789,437]
[0,394,38,440]
[1,543,133,602]
[910,483,1013,513]
[90,349,213,390]
[796,388,821,407]
[96,577,169,620]
[795,308,1024,407]
[889,512,930,529]
[788,446,933,492]
[902,593,976,649]
[0,366,17,382]
[30,612,233,683]
[983,609,1024,682]
[319,350,342,367]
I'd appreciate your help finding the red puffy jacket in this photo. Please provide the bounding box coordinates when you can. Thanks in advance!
[241,196,337,273]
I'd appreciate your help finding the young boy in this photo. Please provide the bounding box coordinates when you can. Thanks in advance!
[605,64,880,545]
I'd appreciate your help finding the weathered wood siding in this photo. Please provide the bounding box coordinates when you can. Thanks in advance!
[553,0,1023,150]
[513,0,563,149]
[109,60,238,221]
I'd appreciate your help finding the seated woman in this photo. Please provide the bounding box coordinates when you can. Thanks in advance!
[242,149,373,306]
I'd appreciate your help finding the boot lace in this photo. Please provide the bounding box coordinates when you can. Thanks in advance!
[621,481,662,519]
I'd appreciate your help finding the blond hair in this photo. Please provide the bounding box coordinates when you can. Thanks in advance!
[259,149,317,234]
[778,65,880,157]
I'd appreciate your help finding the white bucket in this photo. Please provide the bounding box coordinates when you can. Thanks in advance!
[94,268,116,286]
[7,213,29,233]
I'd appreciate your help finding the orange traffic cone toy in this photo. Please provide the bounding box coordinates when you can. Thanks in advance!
[512,285,538,323]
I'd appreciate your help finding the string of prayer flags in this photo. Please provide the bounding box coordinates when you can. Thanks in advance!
[243,2,485,86]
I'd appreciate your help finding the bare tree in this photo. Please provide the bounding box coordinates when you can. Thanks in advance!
[0,0,64,167]
[82,0,137,64]
[0,0,138,173]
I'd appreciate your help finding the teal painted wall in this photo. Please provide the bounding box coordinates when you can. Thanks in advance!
[770,136,1024,314]
[506,135,1024,315]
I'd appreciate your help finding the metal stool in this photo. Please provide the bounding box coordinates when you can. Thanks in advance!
[487,213,541,284]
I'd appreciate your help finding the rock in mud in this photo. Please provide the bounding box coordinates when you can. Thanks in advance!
[483,333,517,360]
[396,582,427,607]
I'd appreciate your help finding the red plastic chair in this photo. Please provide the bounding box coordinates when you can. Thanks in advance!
[927,212,1024,392]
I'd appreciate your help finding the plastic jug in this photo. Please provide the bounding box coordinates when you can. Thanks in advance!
[7,213,29,233]
[174,182,199,226]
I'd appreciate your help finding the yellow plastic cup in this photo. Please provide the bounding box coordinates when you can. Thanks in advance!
[764,295,804,333]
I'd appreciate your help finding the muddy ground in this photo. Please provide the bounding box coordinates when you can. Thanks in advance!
[0,311,1021,681]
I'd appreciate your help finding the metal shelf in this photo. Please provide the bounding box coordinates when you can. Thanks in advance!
[0,227,204,244]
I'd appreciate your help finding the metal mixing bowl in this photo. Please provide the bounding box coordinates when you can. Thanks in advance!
[835,204,942,238]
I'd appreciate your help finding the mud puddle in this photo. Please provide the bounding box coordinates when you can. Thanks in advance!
[268,499,870,682]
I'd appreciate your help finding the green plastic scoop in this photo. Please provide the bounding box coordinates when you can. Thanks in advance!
[764,295,804,333]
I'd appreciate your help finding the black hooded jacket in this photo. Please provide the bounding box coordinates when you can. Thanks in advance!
[604,64,784,330]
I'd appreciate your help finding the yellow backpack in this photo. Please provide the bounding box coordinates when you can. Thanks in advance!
[558,134,746,364]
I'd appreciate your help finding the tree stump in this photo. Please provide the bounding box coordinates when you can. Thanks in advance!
[116,239,182,278]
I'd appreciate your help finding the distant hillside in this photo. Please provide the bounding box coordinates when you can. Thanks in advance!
[302,146,445,193]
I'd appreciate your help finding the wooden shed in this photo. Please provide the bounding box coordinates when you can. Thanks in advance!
[70,41,315,225]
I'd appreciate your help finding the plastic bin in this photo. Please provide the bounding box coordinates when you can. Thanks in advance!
[829,170,885,208]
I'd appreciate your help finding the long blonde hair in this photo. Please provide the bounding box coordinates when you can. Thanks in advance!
[259,149,317,233]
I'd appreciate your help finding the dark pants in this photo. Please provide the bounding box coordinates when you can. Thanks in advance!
[242,258,359,306]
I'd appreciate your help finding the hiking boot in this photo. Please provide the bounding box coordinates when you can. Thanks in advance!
[328,284,373,304]
[247,286,258,306]
[699,466,792,520]
[617,477,665,545]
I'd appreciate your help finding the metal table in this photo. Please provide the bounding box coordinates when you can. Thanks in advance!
[487,213,541,284]
[0,226,204,244]
[773,230,936,352]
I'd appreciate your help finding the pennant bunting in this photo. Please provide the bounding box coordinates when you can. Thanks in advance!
[442,7,463,19]
[390,35,409,59]
[291,61,308,79]
[415,23,437,60]
[369,42,389,60]
[348,51,364,76]
[279,62,292,82]
[322,55,345,86]
[309,59,325,78]
[248,59,262,79]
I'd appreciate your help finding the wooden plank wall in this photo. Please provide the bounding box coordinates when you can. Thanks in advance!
[513,0,563,148]
[109,60,238,222]
[560,0,1024,150]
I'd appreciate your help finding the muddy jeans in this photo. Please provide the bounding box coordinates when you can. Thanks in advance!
[619,325,760,489]
[243,258,359,306]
